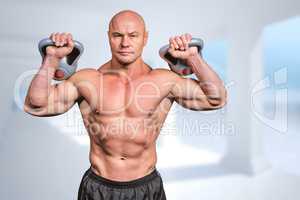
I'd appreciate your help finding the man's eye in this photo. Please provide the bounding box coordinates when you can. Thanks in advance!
[130,35,138,38]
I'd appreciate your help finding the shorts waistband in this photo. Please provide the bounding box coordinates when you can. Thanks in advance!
[87,167,160,189]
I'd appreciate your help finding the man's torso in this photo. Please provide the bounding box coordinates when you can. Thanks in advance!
[74,63,175,181]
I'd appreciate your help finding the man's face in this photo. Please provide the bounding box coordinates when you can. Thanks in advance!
[108,15,148,65]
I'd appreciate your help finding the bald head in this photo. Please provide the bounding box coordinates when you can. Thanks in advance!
[107,10,148,66]
[109,10,146,33]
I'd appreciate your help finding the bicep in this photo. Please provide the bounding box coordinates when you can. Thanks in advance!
[49,80,79,113]
[170,76,220,111]
[24,80,79,117]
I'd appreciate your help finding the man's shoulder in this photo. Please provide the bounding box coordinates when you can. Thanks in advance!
[150,67,181,80]
[68,68,101,83]
[75,68,100,75]
[151,68,172,75]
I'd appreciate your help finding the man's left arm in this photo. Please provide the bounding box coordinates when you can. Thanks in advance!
[168,34,227,110]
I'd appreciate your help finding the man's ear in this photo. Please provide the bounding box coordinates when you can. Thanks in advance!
[143,31,149,46]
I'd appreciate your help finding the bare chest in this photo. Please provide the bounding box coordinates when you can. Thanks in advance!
[78,74,170,117]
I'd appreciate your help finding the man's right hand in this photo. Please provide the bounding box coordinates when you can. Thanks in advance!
[46,32,74,59]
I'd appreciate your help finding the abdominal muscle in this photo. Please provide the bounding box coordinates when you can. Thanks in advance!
[85,115,161,181]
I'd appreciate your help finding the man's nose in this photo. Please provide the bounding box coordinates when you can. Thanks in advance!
[121,36,130,47]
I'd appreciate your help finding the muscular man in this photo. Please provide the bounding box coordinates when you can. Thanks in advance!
[24,10,227,200]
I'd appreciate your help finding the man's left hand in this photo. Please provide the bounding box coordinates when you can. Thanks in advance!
[168,33,198,60]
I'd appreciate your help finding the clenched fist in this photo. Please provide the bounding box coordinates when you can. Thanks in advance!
[168,33,198,60]
[46,32,74,59]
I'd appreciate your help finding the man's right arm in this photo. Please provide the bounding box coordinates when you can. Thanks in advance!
[24,56,80,117]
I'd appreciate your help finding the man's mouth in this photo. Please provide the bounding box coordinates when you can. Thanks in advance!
[118,51,133,56]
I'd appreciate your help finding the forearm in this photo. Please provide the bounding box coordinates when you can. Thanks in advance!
[26,56,59,107]
[186,55,226,105]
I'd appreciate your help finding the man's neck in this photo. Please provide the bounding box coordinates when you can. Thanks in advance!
[109,57,151,80]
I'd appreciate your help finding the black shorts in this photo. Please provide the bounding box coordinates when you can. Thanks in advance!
[77,167,167,200]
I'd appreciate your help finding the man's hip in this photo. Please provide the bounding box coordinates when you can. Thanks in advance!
[78,166,167,200]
